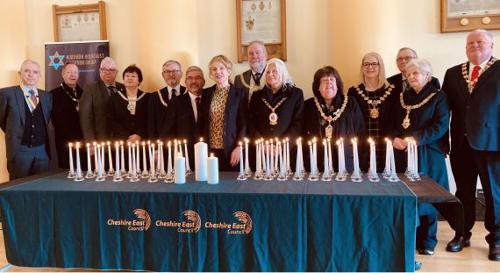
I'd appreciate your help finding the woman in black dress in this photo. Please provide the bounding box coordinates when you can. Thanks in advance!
[108,65,149,142]
[303,66,365,172]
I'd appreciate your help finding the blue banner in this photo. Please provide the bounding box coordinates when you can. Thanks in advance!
[44,41,109,91]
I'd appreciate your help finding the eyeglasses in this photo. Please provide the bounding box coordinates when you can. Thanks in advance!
[362,62,379,68]
[396,56,415,62]
[163,69,181,74]
[100,68,116,73]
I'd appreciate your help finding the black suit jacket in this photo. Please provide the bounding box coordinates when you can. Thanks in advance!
[234,69,265,102]
[198,84,247,158]
[442,59,500,151]
[79,80,124,141]
[165,92,202,167]
[50,83,84,168]
[148,85,186,139]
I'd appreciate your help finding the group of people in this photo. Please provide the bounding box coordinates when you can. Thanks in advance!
[0,29,498,262]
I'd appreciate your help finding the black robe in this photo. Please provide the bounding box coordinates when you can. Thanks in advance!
[108,89,150,140]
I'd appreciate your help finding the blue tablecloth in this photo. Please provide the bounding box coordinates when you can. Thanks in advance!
[0,172,417,271]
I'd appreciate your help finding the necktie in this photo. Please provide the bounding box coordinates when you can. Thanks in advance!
[171,88,177,100]
[195,96,201,122]
[470,65,481,88]
[107,85,116,96]
[402,79,409,92]
[28,89,38,109]
[253,73,261,85]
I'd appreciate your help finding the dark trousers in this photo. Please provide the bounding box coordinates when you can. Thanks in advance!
[7,145,49,180]
[416,203,438,250]
[450,140,500,246]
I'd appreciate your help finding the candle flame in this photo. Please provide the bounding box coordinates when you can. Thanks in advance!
[210,153,214,157]
[238,141,242,145]
[200,137,204,142]
[68,142,73,147]
[106,141,111,145]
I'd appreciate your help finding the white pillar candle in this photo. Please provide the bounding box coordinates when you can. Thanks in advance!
[207,153,219,184]
[413,140,418,176]
[174,156,186,184]
[194,138,208,181]
[238,141,244,175]
[68,142,74,176]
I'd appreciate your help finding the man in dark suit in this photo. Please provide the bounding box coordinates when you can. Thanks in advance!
[388,47,440,92]
[148,60,186,139]
[165,66,205,167]
[79,57,124,142]
[234,40,267,101]
[0,60,52,180]
[51,63,84,169]
[442,29,500,261]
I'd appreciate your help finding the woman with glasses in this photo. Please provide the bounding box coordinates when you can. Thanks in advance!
[198,55,247,171]
[349,52,397,171]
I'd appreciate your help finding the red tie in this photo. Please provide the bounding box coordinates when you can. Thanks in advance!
[470,65,481,88]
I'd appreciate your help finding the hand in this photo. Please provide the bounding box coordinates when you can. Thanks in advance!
[393,137,408,150]
[229,146,242,167]
[128,134,141,143]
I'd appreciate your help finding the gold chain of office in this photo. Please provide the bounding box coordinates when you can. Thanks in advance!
[313,95,349,139]
[461,57,497,93]
[355,83,394,119]
[261,97,287,126]
[399,91,436,129]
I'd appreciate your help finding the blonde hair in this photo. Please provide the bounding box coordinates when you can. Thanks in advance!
[208,55,232,72]
[359,52,387,89]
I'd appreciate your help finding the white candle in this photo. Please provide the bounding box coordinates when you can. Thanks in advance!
[308,141,313,172]
[327,138,333,174]
[274,138,279,172]
[352,138,360,172]
[413,139,418,176]
[238,141,244,175]
[294,138,303,176]
[323,139,329,175]
[312,137,318,174]
[207,153,219,184]
[142,141,147,174]
[266,140,270,173]
[174,156,186,184]
[75,142,83,179]
[336,138,346,176]
[96,144,103,177]
[270,139,274,173]
[101,142,106,175]
[86,143,92,173]
[368,138,377,177]
[136,141,141,173]
[127,142,132,175]
[261,139,266,172]
[68,142,74,176]
[278,141,286,178]
[194,138,208,181]
[93,141,98,172]
[167,141,173,174]
[158,141,165,175]
[114,142,120,177]
[131,143,136,176]
[384,138,391,176]
[107,141,114,174]
[120,141,126,174]
[183,139,191,172]
[255,140,261,173]
[149,143,156,176]
[244,138,250,173]
[285,137,291,173]
[390,141,397,176]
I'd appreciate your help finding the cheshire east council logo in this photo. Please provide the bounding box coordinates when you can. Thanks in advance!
[155,210,201,233]
[106,208,151,231]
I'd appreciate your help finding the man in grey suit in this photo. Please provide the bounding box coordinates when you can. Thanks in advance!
[0,60,52,180]
[79,57,124,142]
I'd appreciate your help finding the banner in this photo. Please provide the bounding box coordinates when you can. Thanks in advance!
[44,40,109,91]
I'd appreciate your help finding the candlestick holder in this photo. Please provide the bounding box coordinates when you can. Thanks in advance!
[95,172,106,182]
[367,172,380,182]
[237,171,247,181]
[148,171,158,183]
[277,170,287,181]
[113,169,123,182]
[67,170,76,179]
[129,171,139,182]
[335,170,348,181]
[107,168,115,177]
[388,172,399,182]
[164,170,174,183]
[264,169,273,181]
[141,168,149,179]
[158,169,167,179]
[253,169,263,180]
[350,172,363,182]
[321,170,332,181]
[85,169,96,179]
[308,171,319,181]
[74,170,84,181]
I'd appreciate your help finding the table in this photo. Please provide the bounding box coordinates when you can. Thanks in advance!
[0,172,420,271]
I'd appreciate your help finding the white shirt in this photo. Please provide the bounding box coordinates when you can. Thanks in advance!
[168,84,182,100]
[188,91,201,122]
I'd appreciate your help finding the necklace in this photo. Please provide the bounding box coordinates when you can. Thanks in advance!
[461,57,497,93]
[117,90,147,115]
[62,83,80,112]
[399,91,436,129]
[261,96,287,125]
[314,95,348,139]
[355,83,394,119]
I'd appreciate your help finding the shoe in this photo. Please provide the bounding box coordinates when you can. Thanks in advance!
[417,248,435,255]
[446,235,470,252]
[415,261,422,271]
[489,245,500,261]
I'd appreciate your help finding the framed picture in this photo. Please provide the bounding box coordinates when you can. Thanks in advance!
[53,1,107,42]
[236,0,287,62]
[441,0,500,32]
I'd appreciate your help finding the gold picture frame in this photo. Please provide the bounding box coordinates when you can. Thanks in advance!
[236,0,287,62]
[53,1,107,42]
[441,0,500,32]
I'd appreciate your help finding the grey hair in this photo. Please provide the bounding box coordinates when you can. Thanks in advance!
[265,58,293,86]
[405,58,433,79]
[468,28,494,41]
[100,57,117,69]
[162,60,182,70]
[185,66,204,78]
[397,47,418,58]
[19,59,40,71]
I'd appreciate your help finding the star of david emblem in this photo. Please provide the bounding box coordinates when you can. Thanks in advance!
[48,51,65,70]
